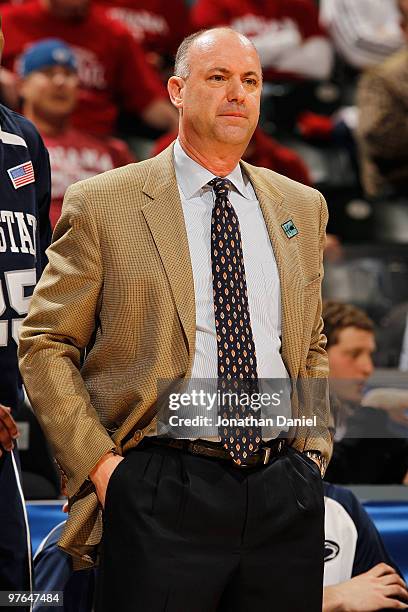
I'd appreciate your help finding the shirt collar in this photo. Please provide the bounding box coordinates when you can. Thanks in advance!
[173,138,252,200]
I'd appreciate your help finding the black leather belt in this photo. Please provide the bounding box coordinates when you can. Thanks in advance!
[147,437,286,468]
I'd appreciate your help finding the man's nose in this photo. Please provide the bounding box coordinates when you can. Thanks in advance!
[226,77,245,103]
[52,73,68,86]
[359,354,374,378]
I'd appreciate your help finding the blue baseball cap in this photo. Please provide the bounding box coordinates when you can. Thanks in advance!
[19,39,77,77]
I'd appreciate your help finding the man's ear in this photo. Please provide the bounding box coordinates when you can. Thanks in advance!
[167,76,185,110]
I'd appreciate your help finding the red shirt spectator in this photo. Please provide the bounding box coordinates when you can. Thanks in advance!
[95,0,191,62]
[18,38,136,227]
[45,130,134,227]
[1,0,175,137]
[191,0,332,81]
[152,127,311,185]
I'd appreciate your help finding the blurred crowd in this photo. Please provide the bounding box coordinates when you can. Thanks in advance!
[0,0,407,490]
[0,0,408,238]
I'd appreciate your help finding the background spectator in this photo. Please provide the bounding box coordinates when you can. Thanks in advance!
[323,482,407,612]
[191,0,333,81]
[357,0,408,199]
[95,0,192,80]
[322,301,408,485]
[320,0,404,71]
[19,38,135,227]
[0,0,178,138]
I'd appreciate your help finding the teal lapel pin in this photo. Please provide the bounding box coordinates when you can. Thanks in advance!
[281,219,298,239]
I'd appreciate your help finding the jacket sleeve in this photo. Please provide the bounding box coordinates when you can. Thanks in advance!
[296,191,332,464]
[18,182,116,498]
[305,191,329,378]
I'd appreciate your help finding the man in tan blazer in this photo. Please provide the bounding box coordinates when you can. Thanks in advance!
[20,27,331,612]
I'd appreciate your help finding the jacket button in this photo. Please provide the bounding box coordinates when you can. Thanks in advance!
[133,430,142,442]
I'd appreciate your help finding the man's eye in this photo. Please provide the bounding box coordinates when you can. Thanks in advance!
[210,75,225,81]
[244,79,257,86]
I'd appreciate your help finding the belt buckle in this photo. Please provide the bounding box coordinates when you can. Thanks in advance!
[262,446,271,465]
[232,445,272,468]
[261,440,284,465]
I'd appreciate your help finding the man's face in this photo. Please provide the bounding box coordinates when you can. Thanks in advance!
[174,30,262,152]
[21,65,78,121]
[327,326,375,403]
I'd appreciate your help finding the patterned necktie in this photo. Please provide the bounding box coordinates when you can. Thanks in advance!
[209,177,262,465]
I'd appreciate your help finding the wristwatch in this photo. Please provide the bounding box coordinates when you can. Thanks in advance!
[303,450,327,478]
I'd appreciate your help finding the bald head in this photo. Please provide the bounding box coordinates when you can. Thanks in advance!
[167,26,262,174]
[174,27,261,81]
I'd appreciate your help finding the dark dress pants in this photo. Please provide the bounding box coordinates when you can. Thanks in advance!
[96,442,325,612]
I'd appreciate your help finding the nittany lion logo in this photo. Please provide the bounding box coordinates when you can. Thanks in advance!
[324,540,340,562]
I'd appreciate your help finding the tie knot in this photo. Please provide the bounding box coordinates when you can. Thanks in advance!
[208,177,231,198]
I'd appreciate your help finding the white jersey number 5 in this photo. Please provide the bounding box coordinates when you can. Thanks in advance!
[0,268,36,345]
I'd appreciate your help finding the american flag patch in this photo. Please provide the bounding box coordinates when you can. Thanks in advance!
[7,161,35,189]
